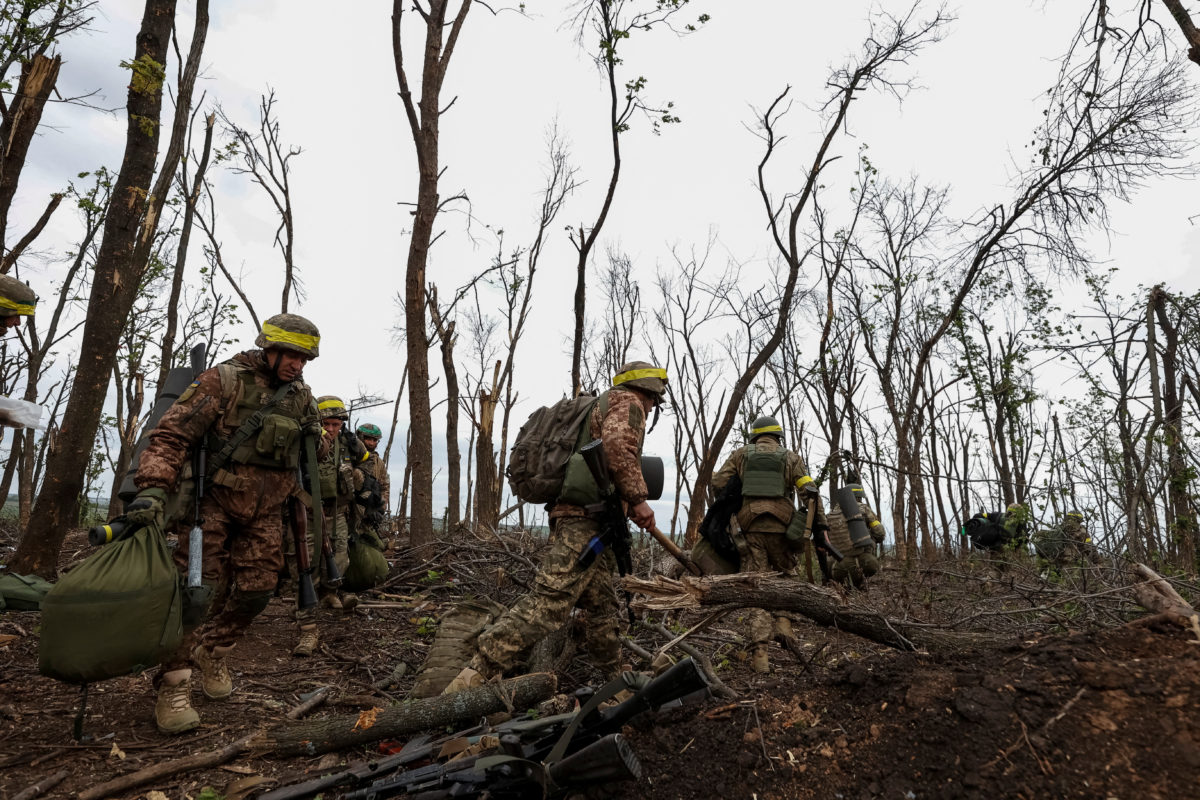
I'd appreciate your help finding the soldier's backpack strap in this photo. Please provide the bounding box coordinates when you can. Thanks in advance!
[207,381,297,476]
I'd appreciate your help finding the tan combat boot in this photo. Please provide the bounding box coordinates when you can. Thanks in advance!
[442,654,488,694]
[293,625,319,657]
[775,617,794,640]
[341,593,359,612]
[155,669,200,734]
[192,644,233,700]
[320,593,343,610]
[751,643,770,674]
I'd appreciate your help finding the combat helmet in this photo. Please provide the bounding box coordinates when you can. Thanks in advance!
[749,415,783,441]
[357,422,382,438]
[317,395,349,421]
[0,274,37,318]
[612,361,668,401]
[255,313,320,359]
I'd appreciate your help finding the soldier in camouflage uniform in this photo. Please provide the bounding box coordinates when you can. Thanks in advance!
[291,395,371,656]
[827,472,886,589]
[356,422,391,535]
[1033,510,1095,569]
[711,416,828,674]
[129,314,326,734]
[0,274,36,335]
[447,361,667,691]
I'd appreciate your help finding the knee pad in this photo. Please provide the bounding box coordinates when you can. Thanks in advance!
[229,589,272,621]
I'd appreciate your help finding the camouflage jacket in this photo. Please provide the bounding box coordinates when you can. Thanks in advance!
[827,500,884,554]
[363,450,391,512]
[712,437,827,534]
[552,387,648,520]
[136,349,325,493]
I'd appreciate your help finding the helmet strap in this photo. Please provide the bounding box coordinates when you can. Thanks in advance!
[647,402,661,434]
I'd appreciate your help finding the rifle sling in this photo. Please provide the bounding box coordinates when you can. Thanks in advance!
[305,428,325,561]
[207,381,297,476]
[545,671,648,764]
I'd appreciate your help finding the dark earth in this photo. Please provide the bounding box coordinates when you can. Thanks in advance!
[2,524,1197,800]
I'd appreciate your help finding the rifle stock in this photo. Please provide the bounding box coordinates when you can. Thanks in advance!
[290,497,318,611]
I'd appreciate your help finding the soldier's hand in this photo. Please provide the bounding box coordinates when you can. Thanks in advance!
[629,501,655,531]
[125,487,168,531]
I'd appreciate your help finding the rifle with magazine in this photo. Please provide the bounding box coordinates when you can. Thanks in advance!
[335,657,710,800]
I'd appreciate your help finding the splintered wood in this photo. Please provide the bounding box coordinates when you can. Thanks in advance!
[1131,563,1200,640]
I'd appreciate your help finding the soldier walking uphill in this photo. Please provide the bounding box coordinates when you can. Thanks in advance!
[291,395,371,657]
[127,314,327,734]
[447,362,668,691]
[711,416,828,674]
[827,470,886,589]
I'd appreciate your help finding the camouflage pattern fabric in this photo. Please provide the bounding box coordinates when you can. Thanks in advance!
[410,597,507,698]
[137,349,323,672]
[741,530,797,643]
[363,451,391,514]
[827,501,885,555]
[711,437,828,533]
[476,516,622,676]
[550,386,649,520]
[831,546,881,588]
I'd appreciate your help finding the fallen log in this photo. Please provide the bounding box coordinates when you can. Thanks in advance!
[12,769,68,800]
[250,672,557,757]
[624,573,1004,652]
[78,733,258,800]
[1131,562,1200,639]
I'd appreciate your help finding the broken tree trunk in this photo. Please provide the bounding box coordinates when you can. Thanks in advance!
[1131,562,1200,638]
[251,672,557,757]
[624,573,1004,652]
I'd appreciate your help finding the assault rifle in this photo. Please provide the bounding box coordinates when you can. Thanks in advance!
[338,657,709,800]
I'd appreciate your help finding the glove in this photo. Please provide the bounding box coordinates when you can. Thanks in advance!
[125,487,168,530]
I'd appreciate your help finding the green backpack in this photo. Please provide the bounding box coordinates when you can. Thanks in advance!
[0,572,53,610]
[38,525,183,684]
[342,529,389,591]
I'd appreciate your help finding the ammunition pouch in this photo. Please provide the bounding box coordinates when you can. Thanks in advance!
[559,451,602,507]
[244,413,302,469]
[784,511,809,550]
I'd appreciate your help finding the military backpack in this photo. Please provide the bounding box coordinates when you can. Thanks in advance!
[506,393,602,504]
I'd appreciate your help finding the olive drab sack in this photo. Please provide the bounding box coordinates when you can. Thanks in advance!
[0,572,53,610]
[342,529,389,591]
[39,525,183,684]
[506,394,600,504]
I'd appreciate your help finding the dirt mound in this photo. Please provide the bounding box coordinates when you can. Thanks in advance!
[620,620,1200,799]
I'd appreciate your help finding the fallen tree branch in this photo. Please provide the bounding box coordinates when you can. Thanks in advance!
[648,622,737,700]
[250,672,557,757]
[286,687,330,720]
[1131,562,1200,640]
[625,573,1004,652]
[78,733,258,800]
[11,769,68,800]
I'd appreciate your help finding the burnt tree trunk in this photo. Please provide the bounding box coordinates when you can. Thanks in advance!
[428,290,461,528]
[9,0,180,578]
[0,53,61,252]
[474,360,500,532]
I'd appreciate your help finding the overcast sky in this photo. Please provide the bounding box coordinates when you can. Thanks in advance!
[11,1,1200,525]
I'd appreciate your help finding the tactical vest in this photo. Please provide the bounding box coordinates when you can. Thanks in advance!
[207,363,307,471]
[318,434,341,500]
[736,441,794,532]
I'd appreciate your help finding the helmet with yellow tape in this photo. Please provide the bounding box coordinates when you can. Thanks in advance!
[0,274,37,318]
[316,395,349,421]
[612,361,668,400]
[749,415,783,442]
[255,313,320,359]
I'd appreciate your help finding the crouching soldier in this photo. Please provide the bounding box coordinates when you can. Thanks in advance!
[128,314,326,734]
[828,470,886,589]
[711,416,827,674]
[291,395,370,656]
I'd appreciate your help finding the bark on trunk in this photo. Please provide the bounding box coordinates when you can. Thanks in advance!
[474,360,500,532]
[251,672,556,757]
[625,573,1004,652]
[8,0,179,578]
[0,54,61,252]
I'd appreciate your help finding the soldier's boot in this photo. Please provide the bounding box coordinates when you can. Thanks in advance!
[192,644,233,700]
[443,654,489,695]
[341,593,359,612]
[155,669,200,735]
[751,643,770,674]
[293,625,319,657]
[775,617,794,640]
[320,592,343,610]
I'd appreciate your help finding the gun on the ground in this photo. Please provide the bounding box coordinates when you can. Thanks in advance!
[699,473,743,568]
[343,657,710,800]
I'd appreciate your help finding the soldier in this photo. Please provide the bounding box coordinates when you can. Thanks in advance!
[291,395,370,657]
[1033,509,1095,569]
[355,421,390,535]
[711,416,828,674]
[0,274,36,334]
[127,313,326,734]
[446,361,667,691]
[827,471,886,589]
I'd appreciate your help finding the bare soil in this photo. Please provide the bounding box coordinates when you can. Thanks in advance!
[2,525,1197,800]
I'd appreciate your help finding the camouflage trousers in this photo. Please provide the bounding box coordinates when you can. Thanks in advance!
[742,530,797,644]
[476,516,621,676]
[162,484,286,670]
[832,545,881,588]
[283,505,350,624]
